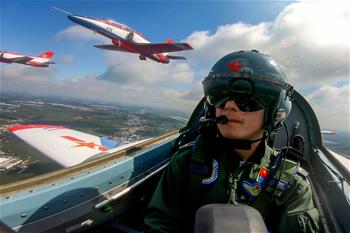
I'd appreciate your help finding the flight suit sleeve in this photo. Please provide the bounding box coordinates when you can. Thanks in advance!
[276,173,320,233]
[144,150,191,233]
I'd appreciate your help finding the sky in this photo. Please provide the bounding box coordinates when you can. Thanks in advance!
[1,0,349,131]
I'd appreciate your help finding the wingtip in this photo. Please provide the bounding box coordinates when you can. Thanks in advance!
[185,43,193,50]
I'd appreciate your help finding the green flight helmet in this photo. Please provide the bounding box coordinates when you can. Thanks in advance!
[202,50,293,133]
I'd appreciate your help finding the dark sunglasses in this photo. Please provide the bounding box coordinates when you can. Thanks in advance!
[206,93,265,112]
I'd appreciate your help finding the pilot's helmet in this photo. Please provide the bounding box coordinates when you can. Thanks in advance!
[202,50,293,133]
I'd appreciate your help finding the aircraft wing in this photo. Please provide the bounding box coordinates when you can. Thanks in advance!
[136,42,193,54]
[11,56,33,63]
[94,44,137,53]
[7,125,123,167]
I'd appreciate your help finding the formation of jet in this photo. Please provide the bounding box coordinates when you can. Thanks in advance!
[1,8,193,68]
[53,7,193,64]
[0,51,55,67]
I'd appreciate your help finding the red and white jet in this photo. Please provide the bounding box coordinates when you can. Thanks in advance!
[0,51,55,67]
[53,7,193,64]
[321,130,336,135]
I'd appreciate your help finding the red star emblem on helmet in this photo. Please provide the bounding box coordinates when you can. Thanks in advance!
[228,60,243,72]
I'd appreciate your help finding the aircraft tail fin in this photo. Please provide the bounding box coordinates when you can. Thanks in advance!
[166,55,186,60]
[165,38,175,44]
[38,51,54,59]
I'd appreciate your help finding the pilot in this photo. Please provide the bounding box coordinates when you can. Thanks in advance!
[144,50,320,233]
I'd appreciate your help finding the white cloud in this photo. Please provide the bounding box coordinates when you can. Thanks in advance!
[55,25,109,42]
[59,53,75,64]
[97,55,194,85]
[1,65,56,84]
[185,2,349,86]
[1,64,197,111]
[306,84,350,130]
[269,1,349,85]
[186,22,272,65]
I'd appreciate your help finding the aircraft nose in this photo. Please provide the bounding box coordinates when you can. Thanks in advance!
[67,15,90,26]
[67,15,81,24]
[67,15,98,31]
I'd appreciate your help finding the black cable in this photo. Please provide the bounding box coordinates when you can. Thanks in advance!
[263,122,289,219]
[279,122,290,176]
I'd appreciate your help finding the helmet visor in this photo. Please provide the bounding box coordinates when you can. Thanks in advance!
[206,93,265,112]
[204,76,289,112]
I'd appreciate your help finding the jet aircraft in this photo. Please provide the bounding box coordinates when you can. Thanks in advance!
[321,130,336,135]
[0,51,55,67]
[0,90,349,233]
[53,7,193,64]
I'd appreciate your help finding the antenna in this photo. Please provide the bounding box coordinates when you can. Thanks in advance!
[52,6,72,15]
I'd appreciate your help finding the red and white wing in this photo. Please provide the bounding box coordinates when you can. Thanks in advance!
[136,42,193,54]
[7,125,117,167]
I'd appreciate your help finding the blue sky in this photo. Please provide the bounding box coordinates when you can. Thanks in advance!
[1,0,349,131]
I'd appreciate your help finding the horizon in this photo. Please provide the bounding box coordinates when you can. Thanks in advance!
[3,93,350,135]
[1,92,190,115]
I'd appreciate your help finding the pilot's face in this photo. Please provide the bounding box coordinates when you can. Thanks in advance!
[215,99,264,140]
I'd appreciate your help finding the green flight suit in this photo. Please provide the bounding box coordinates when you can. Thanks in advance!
[144,136,320,233]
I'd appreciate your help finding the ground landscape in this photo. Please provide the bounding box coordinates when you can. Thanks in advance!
[0,95,188,185]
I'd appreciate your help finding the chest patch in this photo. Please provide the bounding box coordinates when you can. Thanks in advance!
[241,181,262,198]
[202,159,219,185]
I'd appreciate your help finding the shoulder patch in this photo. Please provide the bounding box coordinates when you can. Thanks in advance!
[201,159,219,185]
